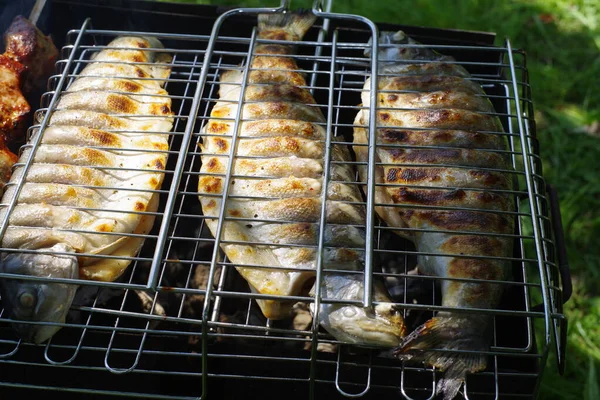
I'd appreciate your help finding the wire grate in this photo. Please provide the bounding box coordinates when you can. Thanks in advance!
[0,2,566,399]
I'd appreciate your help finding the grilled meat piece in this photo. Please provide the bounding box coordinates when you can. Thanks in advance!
[0,36,173,344]
[198,12,405,346]
[353,31,514,399]
[0,140,17,189]
[3,15,59,94]
[0,53,29,161]
[0,15,59,188]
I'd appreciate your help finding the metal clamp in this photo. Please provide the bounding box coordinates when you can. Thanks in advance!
[529,184,571,312]
[546,184,572,304]
[546,184,570,376]
[335,346,372,398]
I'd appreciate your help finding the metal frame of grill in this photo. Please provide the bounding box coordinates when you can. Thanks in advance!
[0,0,569,399]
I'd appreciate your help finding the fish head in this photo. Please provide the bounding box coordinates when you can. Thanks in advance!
[311,275,406,347]
[320,301,406,348]
[0,243,79,344]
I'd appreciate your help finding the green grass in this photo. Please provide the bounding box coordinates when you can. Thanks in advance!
[172,0,600,397]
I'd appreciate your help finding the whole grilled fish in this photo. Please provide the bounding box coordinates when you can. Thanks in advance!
[198,12,405,346]
[353,31,514,398]
[0,36,173,343]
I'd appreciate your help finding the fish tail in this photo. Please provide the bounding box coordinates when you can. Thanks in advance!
[257,11,316,40]
[393,315,489,400]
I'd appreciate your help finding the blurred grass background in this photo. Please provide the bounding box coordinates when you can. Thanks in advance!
[170,0,600,398]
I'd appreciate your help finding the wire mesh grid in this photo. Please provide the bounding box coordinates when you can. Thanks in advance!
[0,4,566,400]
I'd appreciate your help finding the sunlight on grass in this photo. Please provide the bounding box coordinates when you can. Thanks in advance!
[169,0,600,397]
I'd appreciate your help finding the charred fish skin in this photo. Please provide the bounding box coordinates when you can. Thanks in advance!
[0,36,173,344]
[198,12,405,346]
[353,31,514,398]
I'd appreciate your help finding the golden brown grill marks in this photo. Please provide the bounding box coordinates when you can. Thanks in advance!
[119,80,143,93]
[107,94,137,114]
[386,167,438,183]
[383,147,506,169]
[209,101,323,122]
[240,120,324,139]
[244,102,323,122]
[377,108,501,132]
[57,112,126,129]
[440,235,507,257]
[389,187,510,211]
[96,223,115,233]
[208,106,228,119]
[228,209,241,217]
[468,170,505,186]
[262,198,320,221]
[79,148,111,166]
[204,157,222,173]
[102,50,149,64]
[445,256,505,306]
[238,136,323,158]
[254,44,292,55]
[247,70,306,87]
[381,75,484,95]
[152,158,165,170]
[159,104,171,115]
[134,67,148,78]
[447,258,504,281]
[377,129,504,149]
[276,222,315,242]
[244,84,314,104]
[401,210,512,234]
[207,121,230,134]
[392,187,466,204]
[16,184,99,208]
[86,128,121,147]
[214,138,228,152]
[379,90,493,113]
[151,140,169,152]
[199,176,223,194]
[251,56,298,72]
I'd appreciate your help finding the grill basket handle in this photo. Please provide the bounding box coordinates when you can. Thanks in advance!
[547,184,572,304]
[546,184,571,376]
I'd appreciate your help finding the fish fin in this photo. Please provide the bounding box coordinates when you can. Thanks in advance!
[80,193,159,281]
[393,316,488,400]
[257,11,316,40]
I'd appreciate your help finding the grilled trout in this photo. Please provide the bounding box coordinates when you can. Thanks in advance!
[353,31,514,398]
[198,12,405,346]
[0,36,173,343]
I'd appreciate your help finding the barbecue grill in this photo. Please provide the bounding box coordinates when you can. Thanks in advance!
[0,0,570,399]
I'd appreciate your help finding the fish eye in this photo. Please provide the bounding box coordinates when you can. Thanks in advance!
[18,291,37,309]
